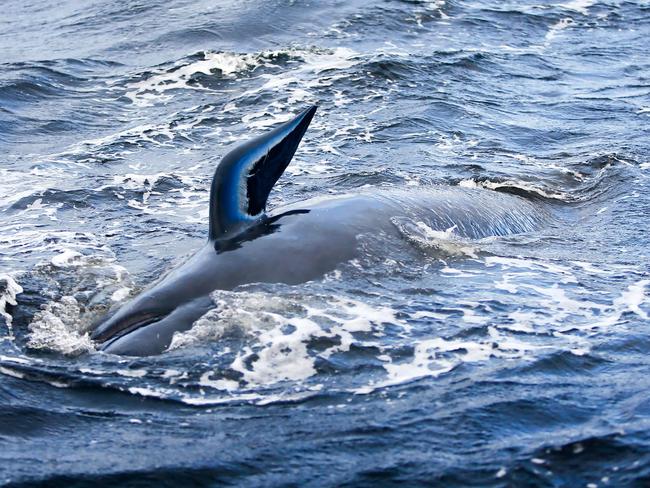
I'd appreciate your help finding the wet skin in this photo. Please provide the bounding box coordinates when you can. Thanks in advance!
[92,188,547,356]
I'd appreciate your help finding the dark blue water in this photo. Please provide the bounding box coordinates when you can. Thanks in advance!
[1,0,649,485]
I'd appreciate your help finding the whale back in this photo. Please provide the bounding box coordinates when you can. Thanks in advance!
[208,106,317,240]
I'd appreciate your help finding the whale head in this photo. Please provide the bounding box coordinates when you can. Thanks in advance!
[91,291,168,348]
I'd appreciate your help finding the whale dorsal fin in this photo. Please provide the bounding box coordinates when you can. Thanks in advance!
[208,106,317,241]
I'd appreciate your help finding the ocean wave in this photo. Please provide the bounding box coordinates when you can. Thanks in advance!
[1,0,650,481]
[456,153,638,204]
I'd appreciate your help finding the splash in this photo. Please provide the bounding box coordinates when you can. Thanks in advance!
[171,290,402,389]
[27,296,94,356]
[0,275,23,331]
[392,216,479,258]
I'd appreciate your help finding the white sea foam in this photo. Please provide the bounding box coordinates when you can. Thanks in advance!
[545,17,575,44]
[391,217,479,258]
[51,249,84,267]
[0,366,25,380]
[0,168,60,210]
[106,171,209,223]
[110,287,131,302]
[361,326,549,393]
[232,47,360,132]
[73,123,175,151]
[614,280,649,320]
[124,46,359,110]
[24,247,134,355]
[485,256,578,283]
[0,226,123,318]
[0,275,23,329]
[485,259,649,336]
[199,372,239,391]
[100,45,383,175]
[125,51,264,106]
[117,368,148,378]
[561,0,595,14]
[27,296,94,355]
[231,315,321,384]
[171,291,401,388]
[458,178,570,201]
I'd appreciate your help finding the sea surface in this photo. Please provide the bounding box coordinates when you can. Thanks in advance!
[1,0,649,486]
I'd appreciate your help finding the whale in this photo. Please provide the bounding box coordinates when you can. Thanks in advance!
[91,105,548,356]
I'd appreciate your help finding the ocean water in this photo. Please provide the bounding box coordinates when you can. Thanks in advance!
[1,0,649,485]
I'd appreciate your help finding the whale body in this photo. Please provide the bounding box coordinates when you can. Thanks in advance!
[91,106,548,356]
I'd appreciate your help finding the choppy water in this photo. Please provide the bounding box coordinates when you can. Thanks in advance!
[1,0,649,485]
